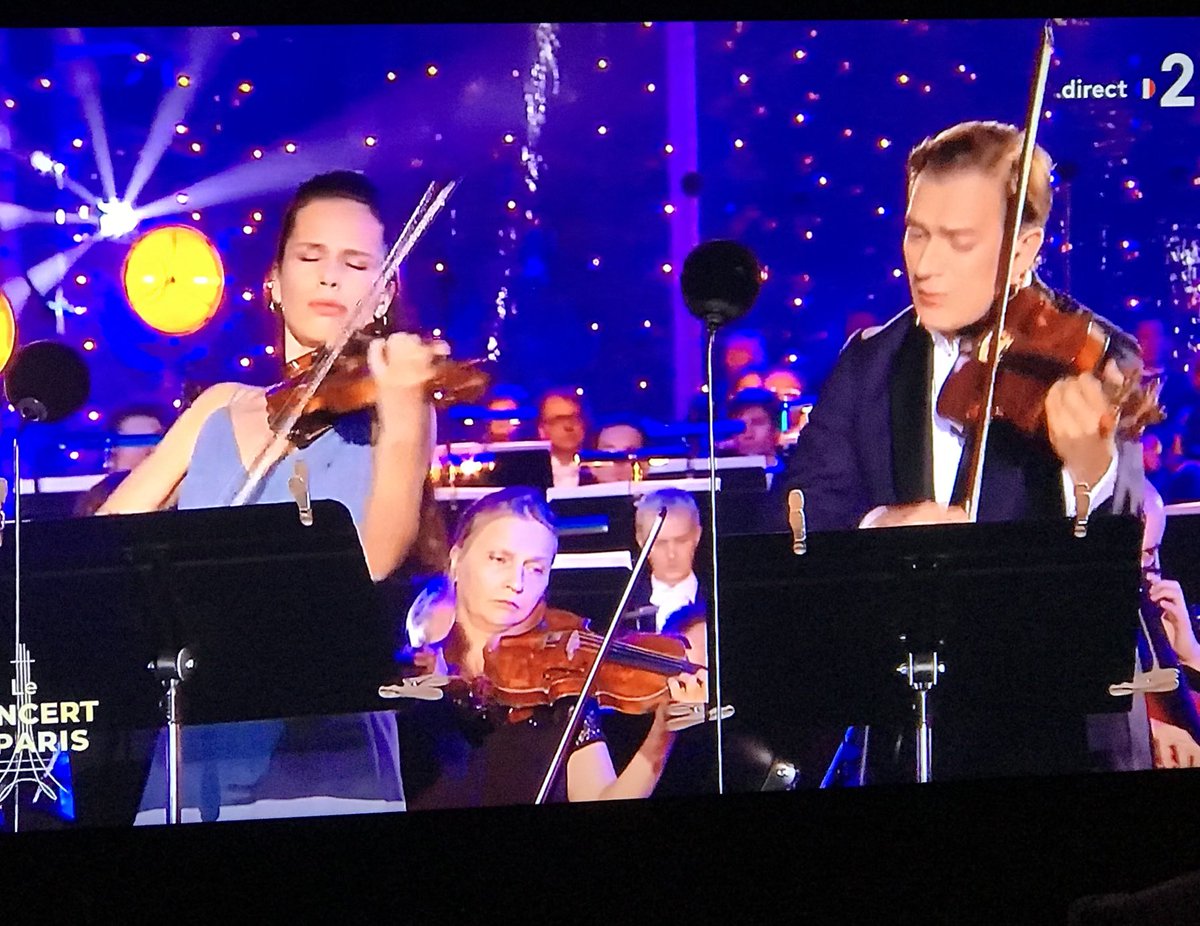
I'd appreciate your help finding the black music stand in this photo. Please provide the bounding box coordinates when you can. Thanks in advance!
[716,516,1142,784]
[0,501,394,827]
[547,554,632,632]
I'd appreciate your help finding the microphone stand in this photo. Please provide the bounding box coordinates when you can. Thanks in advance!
[703,318,727,795]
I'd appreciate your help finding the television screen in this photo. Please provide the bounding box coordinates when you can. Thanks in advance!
[0,18,1197,837]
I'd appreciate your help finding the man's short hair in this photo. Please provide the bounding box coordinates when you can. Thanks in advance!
[537,387,586,423]
[635,488,701,541]
[111,403,171,430]
[727,387,782,427]
[906,120,1053,230]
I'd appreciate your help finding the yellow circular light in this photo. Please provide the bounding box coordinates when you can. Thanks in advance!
[121,225,224,335]
[0,291,15,372]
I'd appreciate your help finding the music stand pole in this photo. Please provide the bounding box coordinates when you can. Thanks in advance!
[150,647,194,824]
[899,648,944,783]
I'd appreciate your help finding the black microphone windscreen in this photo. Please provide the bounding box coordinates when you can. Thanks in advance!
[680,240,762,328]
[4,341,90,423]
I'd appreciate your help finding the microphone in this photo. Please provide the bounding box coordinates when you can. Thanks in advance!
[681,240,763,330]
[681,239,764,796]
[3,340,90,423]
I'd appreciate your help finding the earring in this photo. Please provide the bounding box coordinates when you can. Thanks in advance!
[265,281,282,314]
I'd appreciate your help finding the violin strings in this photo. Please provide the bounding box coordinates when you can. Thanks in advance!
[573,633,693,675]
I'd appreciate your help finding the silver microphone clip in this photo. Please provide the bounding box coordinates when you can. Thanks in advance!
[788,488,807,555]
[288,460,314,527]
[0,478,8,547]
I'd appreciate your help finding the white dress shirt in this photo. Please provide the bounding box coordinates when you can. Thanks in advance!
[860,328,1117,526]
[649,572,700,633]
[551,455,581,488]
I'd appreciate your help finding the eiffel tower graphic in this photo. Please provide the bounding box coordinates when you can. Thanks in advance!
[0,643,64,815]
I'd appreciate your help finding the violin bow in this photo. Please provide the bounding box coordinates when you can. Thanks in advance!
[225,179,458,508]
[533,506,669,805]
[961,20,1054,521]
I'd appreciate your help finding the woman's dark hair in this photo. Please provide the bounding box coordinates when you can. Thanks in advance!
[267,170,413,346]
[273,170,388,269]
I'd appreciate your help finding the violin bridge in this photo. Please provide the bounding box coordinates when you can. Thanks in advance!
[976,328,1014,364]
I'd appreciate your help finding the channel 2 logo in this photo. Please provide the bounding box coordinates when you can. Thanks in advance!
[1058,53,1197,107]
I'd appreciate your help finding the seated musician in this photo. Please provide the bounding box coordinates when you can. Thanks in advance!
[591,420,647,483]
[780,120,1147,532]
[624,488,705,633]
[536,388,597,488]
[719,327,769,402]
[395,487,696,808]
[1142,481,1200,768]
[482,384,530,444]
[99,170,446,822]
[763,367,810,441]
[724,387,784,470]
[73,403,173,516]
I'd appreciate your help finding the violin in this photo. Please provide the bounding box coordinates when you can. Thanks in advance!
[266,316,489,449]
[936,282,1165,441]
[1140,567,1200,751]
[230,180,464,505]
[397,605,706,718]
[931,22,1161,519]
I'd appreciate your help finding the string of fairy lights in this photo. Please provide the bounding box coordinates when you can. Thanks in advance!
[1,20,1198,475]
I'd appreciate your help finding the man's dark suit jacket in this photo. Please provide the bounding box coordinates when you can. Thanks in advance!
[772,286,1148,780]
[779,291,1145,530]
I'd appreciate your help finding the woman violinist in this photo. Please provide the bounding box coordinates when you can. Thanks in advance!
[396,487,703,808]
[105,170,448,823]
[98,170,442,580]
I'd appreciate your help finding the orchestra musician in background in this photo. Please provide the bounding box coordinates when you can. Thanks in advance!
[1142,481,1200,768]
[73,403,172,517]
[591,420,647,483]
[722,387,785,470]
[481,384,531,444]
[537,388,597,488]
[395,487,698,808]
[624,488,706,633]
[99,170,450,822]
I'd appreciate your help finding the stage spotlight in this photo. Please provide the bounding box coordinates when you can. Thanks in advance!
[97,199,140,240]
[30,151,54,174]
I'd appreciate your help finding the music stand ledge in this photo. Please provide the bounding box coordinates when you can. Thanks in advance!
[716,516,1142,784]
[0,501,394,825]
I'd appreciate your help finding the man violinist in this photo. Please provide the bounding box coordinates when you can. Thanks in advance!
[779,120,1151,783]
[781,120,1145,530]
